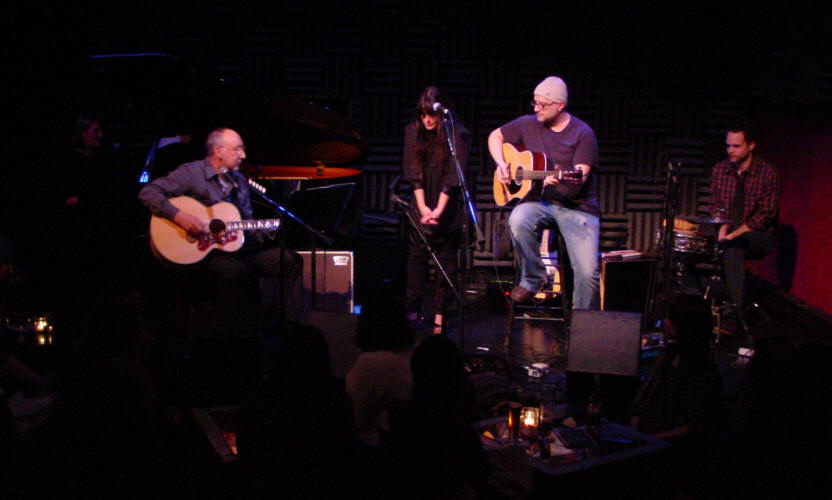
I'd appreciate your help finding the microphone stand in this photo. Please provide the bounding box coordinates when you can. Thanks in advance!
[247,179,335,325]
[650,158,680,328]
[442,112,485,350]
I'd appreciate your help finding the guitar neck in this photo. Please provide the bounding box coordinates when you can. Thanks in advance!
[226,219,281,232]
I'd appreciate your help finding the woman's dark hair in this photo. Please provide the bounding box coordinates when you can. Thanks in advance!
[413,86,452,138]
[410,335,478,425]
[411,335,465,402]
[413,86,450,121]
[355,294,415,352]
[405,86,453,182]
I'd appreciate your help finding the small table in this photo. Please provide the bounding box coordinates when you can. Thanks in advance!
[475,415,669,478]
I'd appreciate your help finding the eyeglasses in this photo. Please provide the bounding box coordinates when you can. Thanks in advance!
[531,100,557,110]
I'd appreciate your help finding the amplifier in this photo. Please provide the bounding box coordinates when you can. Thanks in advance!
[601,257,657,315]
[299,250,355,316]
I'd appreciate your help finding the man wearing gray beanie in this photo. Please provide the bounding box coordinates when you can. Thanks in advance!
[488,76,600,309]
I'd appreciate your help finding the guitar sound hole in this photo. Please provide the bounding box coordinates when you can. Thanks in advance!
[208,219,226,234]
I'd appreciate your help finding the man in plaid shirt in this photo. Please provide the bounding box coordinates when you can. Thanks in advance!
[710,122,779,329]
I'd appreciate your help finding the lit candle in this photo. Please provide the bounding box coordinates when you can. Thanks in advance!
[521,407,540,429]
[35,317,48,332]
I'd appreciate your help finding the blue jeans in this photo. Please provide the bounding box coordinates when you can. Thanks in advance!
[508,200,600,309]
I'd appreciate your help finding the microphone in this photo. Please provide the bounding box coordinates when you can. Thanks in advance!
[432,102,450,115]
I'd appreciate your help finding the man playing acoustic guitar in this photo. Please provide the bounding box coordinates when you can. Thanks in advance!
[139,128,301,332]
[488,76,600,308]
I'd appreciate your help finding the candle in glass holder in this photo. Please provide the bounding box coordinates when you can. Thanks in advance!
[521,407,540,429]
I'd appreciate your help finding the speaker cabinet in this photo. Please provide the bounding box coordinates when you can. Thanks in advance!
[299,250,355,316]
[601,257,657,315]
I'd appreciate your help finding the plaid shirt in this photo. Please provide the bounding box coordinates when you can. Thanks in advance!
[710,155,779,232]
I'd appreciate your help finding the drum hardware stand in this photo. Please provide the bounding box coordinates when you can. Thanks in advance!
[703,267,728,343]
[701,243,744,343]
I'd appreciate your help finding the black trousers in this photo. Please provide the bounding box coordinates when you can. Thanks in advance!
[405,230,461,317]
[720,230,774,317]
[203,245,302,330]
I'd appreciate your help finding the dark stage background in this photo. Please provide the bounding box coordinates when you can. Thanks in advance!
[5,2,831,313]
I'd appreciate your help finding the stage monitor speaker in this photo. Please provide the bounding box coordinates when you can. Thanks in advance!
[567,309,642,377]
[305,310,361,379]
[298,250,354,318]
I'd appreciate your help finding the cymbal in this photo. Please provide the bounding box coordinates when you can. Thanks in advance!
[254,165,362,180]
[683,215,737,225]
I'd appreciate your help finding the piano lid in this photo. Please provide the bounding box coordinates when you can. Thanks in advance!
[236,95,366,166]
[77,53,366,166]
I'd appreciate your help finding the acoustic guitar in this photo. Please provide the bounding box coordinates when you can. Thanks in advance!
[149,196,280,265]
[493,143,583,206]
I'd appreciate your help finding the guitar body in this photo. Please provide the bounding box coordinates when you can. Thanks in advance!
[149,196,245,265]
[493,144,547,206]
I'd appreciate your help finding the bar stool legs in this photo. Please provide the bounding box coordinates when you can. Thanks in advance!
[504,227,573,349]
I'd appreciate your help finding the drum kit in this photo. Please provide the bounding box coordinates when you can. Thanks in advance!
[657,214,738,333]
[658,215,735,258]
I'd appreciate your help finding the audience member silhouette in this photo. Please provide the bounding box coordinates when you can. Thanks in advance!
[345,295,414,445]
[629,295,724,441]
[384,335,489,499]
[735,338,831,498]
[236,323,362,498]
[0,350,45,445]
[15,299,172,497]
[628,294,726,498]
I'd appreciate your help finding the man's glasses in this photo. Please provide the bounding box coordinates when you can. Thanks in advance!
[531,100,557,110]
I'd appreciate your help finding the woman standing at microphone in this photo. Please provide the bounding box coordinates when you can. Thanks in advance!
[402,86,470,335]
